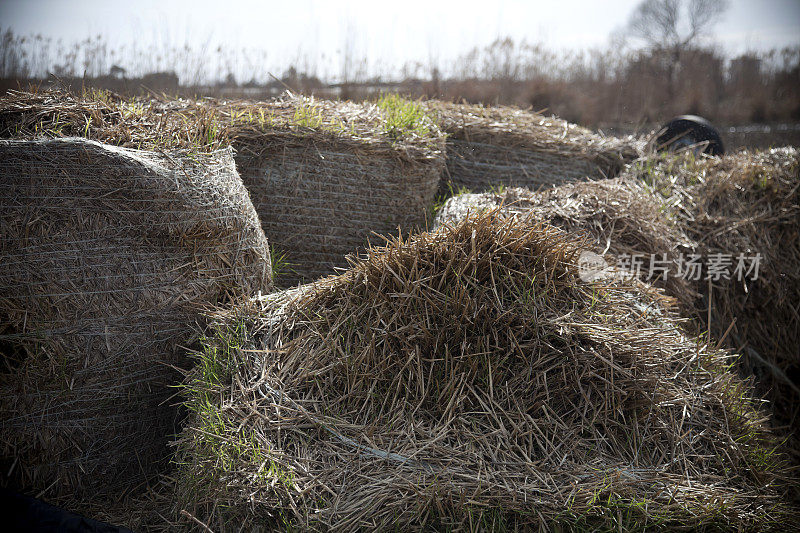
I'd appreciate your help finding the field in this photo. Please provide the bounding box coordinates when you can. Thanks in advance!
[1,88,799,531]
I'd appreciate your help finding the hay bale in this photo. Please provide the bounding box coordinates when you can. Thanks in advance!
[436,149,800,463]
[433,179,698,316]
[175,213,794,531]
[426,101,642,193]
[0,138,271,500]
[624,149,800,458]
[223,94,445,286]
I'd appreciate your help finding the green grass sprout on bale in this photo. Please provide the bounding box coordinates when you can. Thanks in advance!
[269,244,297,283]
[376,93,432,139]
[292,101,325,130]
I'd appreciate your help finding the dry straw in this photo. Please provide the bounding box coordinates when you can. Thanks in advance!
[426,101,642,194]
[434,179,697,316]
[625,149,800,461]
[0,138,271,502]
[0,88,229,152]
[175,212,794,531]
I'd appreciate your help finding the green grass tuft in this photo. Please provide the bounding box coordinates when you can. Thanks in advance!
[376,93,431,139]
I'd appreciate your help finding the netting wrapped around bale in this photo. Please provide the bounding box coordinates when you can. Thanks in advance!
[426,101,642,194]
[224,94,446,286]
[175,212,795,532]
[0,138,272,501]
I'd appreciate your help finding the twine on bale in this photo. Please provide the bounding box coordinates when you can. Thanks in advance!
[0,138,271,503]
[426,100,642,194]
[175,212,795,532]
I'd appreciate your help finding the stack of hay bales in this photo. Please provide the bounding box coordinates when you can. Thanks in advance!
[0,138,271,502]
[0,89,447,288]
[175,213,794,531]
[220,93,446,286]
[426,101,641,194]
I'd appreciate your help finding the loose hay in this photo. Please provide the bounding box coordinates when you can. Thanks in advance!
[175,212,794,531]
[426,101,642,194]
[434,179,697,316]
[0,138,272,501]
[435,149,800,465]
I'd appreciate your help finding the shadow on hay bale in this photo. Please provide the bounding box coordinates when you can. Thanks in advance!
[426,101,642,194]
[0,138,272,502]
[223,94,446,287]
[174,212,796,531]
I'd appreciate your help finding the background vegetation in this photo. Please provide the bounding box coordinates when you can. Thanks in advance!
[1,0,798,136]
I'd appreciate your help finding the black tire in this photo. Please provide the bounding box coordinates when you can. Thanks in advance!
[655,115,725,156]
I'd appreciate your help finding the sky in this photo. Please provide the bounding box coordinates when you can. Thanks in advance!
[1,0,799,80]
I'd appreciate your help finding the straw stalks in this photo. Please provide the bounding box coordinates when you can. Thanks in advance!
[628,149,800,462]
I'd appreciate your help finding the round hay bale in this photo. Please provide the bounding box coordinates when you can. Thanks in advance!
[226,94,446,287]
[175,213,795,531]
[426,101,642,194]
[0,138,272,501]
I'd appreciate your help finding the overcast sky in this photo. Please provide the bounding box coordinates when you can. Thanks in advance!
[2,0,799,79]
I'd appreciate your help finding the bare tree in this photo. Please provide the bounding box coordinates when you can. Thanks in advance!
[628,0,728,50]
[626,0,730,99]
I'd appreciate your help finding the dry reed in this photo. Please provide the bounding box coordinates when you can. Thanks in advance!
[434,179,697,317]
[219,92,445,286]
